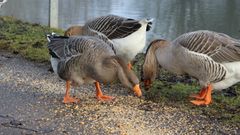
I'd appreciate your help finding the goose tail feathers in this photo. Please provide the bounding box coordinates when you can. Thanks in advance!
[46,32,68,42]
[46,32,69,59]
[145,18,154,31]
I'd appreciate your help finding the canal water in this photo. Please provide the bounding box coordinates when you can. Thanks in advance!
[0,0,240,40]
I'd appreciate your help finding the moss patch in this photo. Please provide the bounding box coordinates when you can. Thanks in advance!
[0,16,64,62]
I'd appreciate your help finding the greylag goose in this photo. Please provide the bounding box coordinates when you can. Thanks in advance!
[47,34,142,103]
[143,30,240,106]
[64,14,153,69]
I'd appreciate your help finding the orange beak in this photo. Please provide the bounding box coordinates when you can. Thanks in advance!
[144,80,151,90]
[133,84,142,97]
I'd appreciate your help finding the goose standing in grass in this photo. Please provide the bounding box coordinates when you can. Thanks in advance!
[64,14,153,69]
[47,34,142,103]
[143,30,240,106]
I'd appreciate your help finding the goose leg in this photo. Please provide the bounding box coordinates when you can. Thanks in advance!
[190,84,212,106]
[127,62,132,70]
[95,82,115,101]
[190,87,207,99]
[63,81,80,103]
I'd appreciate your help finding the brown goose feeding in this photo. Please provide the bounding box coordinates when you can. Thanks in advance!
[47,34,142,103]
[143,30,240,106]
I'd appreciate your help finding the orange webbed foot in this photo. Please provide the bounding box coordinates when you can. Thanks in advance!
[190,84,213,106]
[190,100,211,106]
[190,87,207,99]
[63,96,80,104]
[95,82,115,101]
[96,95,115,101]
[63,81,80,104]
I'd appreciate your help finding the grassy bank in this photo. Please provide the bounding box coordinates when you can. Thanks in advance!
[0,16,239,125]
[0,16,64,62]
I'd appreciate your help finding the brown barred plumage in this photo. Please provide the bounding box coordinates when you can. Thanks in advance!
[47,34,142,103]
[173,30,240,62]
[170,30,240,83]
[64,15,153,62]
[143,30,240,105]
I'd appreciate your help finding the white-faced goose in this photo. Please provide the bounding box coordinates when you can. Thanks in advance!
[47,34,142,103]
[143,30,240,106]
[64,14,153,69]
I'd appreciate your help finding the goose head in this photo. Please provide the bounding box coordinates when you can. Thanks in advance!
[64,26,83,36]
[102,56,142,97]
[142,39,169,90]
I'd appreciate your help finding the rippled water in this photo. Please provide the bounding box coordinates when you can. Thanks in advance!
[1,0,240,40]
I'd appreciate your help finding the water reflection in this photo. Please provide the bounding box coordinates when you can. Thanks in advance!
[0,0,240,40]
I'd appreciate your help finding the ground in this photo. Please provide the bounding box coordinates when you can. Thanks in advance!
[0,52,239,135]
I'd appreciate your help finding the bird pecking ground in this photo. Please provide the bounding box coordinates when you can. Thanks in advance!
[0,51,239,135]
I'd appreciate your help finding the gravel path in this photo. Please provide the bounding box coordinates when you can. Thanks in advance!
[0,51,239,135]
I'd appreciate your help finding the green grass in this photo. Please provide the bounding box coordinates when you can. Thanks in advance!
[134,53,240,125]
[145,80,240,124]
[145,81,199,104]
[0,16,64,62]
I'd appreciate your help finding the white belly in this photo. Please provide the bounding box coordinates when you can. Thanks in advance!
[112,24,147,61]
[50,57,59,74]
[212,62,240,90]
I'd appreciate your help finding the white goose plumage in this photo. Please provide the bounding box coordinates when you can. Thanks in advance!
[64,14,153,67]
[47,34,142,103]
[143,30,240,105]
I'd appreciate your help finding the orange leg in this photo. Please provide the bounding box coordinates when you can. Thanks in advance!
[190,87,207,99]
[190,84,213,106]
[63,81,80,104]
[127,62,132,70]
[95,82,115,101]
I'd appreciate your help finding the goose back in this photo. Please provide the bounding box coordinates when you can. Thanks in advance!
[48,36,115,59]
[170,30,240,85]
[173,30,240,63]
[48,36,115,81]
[64,15,153,62]
[84,15,145,39]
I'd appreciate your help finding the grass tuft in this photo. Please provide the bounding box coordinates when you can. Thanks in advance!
[0,16,64,62]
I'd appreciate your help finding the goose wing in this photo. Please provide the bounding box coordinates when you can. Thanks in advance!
[47,34,115,60]
[85,27,116,54]
[47,35,70,59]
[174,30,240,63]
[47,35,106,60]
[84,15,142,39]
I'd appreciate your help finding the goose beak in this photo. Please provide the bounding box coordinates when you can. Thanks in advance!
[144,80,151,90]
[133,84,142,97]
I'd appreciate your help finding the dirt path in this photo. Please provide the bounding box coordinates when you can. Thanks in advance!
[0,51,239,135]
